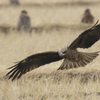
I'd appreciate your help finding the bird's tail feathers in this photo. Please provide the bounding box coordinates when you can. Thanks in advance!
[57,51,100,70]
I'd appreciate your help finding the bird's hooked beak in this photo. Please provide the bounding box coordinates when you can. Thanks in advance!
[58,50,67,58]
[60,51,67,58]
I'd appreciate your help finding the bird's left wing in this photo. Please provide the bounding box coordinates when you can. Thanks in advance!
[68,21,100,49]
[6,51,62,81]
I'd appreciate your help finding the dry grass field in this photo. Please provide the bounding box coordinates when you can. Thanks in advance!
[0,0,100,100]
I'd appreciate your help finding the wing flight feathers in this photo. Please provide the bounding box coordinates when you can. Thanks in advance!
[6,51,62,81]
[69,20,100,49]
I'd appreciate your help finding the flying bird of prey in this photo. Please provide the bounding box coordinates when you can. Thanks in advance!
[17,10,31,33]
[6,21,100,81]
[81,9,94,23]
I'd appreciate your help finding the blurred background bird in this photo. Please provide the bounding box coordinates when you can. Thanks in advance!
[10,0,20,5]
[81,9,94,23]
[17,10,31,33]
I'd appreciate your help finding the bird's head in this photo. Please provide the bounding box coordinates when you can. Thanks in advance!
[85,9,91,15]
[21,10,28,15]
[58,45,69,58]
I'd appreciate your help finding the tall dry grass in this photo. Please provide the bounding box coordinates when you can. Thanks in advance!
[0,0,100,100]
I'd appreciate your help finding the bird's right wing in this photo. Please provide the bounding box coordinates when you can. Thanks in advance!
[68,20,100,49]
[6,51,62,81]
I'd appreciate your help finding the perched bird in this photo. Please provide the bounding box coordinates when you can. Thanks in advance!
[10,0,20,5]
[81,9,94,23]
[17,10,31,33]
[6,21,100,81]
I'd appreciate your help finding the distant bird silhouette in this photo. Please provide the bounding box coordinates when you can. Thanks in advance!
[17,10,31,33]
[81,9,94,23]
[6,21,100,81]
[10,0,20,5]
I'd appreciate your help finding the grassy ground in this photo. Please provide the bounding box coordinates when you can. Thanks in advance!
[0,0,100,100]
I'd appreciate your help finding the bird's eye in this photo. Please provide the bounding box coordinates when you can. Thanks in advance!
[62,51,66,54]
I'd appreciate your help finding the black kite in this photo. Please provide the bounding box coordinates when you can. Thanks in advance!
[6,21,100,81]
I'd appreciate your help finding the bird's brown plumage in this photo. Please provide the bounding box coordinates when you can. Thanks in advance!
[17,10,31,33]
[81,9,94,23]
[69,20,100,49]
[10,0,20,5]
[6,21,100,81]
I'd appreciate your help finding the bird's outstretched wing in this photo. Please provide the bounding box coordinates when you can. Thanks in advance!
[6,51,62,81]
[69,20,100,49]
